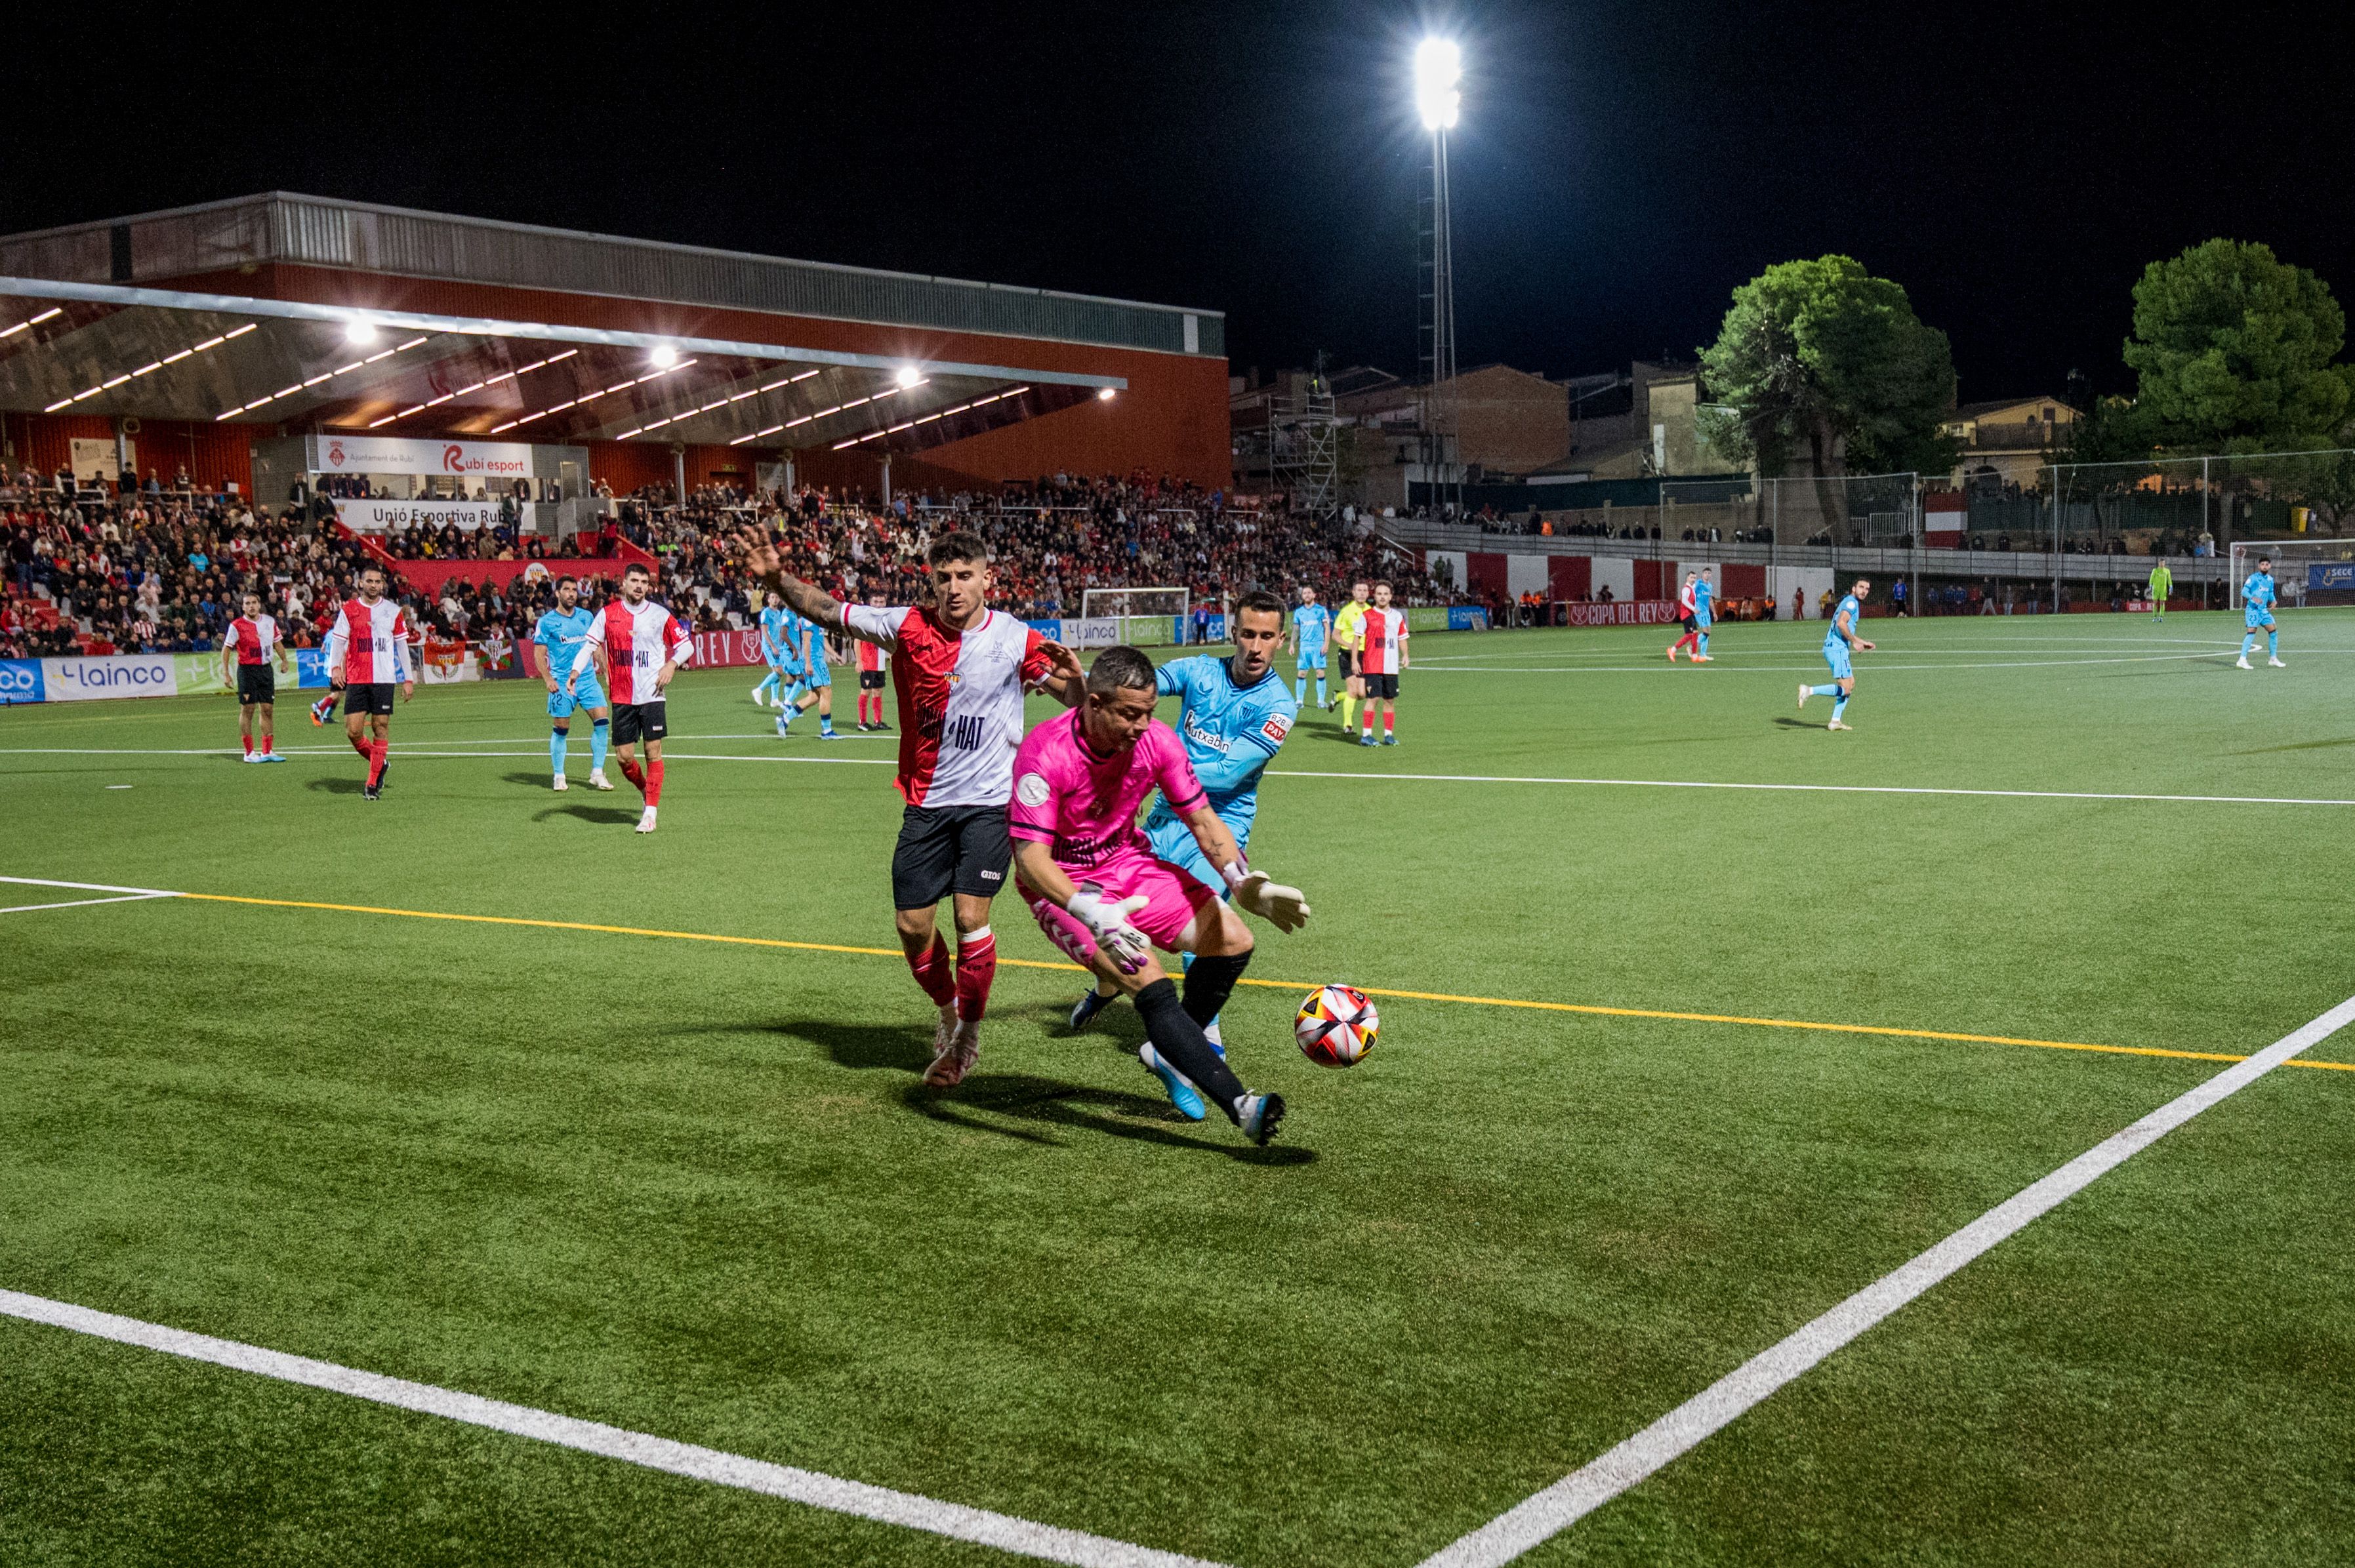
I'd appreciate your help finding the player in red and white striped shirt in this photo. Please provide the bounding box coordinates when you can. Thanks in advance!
[320,565,414,801]
[1356,581,1409,746]
[576,561,693,834]
[738,525,1086,1087]
[854,588,891,732]
[220,590,292,762]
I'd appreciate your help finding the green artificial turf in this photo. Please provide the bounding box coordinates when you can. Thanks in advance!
[2,607,2352,1566]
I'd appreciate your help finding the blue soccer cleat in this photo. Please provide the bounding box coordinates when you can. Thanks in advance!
[1138,1043,1207,1121]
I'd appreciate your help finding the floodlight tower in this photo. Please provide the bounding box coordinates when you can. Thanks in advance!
[1415,38,1462,521]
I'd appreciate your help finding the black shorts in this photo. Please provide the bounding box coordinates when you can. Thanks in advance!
[344,681,396,715]
[612,701,668,745]
[1336,649,1357,678]
[891,803,1012,909]
[236,665,276,706]
[1681,612,1699,632]
[1362,671,1400,699]
[859,670,887,690]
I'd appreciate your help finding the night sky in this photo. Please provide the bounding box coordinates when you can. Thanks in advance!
[15,1,2351,400]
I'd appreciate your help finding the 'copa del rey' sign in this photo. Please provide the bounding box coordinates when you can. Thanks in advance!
[305,435,533,479]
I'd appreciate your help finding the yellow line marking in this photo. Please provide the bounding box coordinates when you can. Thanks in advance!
[171,892,2355,1074]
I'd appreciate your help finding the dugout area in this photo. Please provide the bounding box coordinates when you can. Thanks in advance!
[3,612,2354,1567]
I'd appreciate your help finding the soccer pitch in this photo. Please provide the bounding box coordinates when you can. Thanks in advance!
[5,609,2354,1567]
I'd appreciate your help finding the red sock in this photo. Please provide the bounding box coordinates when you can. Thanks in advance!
[367,740,389,786]
[645,757,664,806]
[259,732,272,754]
[617,755,645,792]
[955,929,997,1022]
[240,733,253,756]
[907,932,956,1007]
[1384,709,1395,736]
[349,732,371,759]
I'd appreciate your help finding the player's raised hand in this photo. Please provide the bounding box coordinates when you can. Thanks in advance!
[1234,870,1311,933]
[1040,640,1084,686]
[1069,885,1152,975]
[733,527,782,578]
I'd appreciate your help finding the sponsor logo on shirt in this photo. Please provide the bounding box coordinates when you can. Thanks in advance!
[1260,712,1292,743]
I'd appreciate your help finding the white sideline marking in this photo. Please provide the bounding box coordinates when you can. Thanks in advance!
[0,1289,1227,1568]
[1417,993,2355,1568]
[1263,770,2355,809]
[0,875,184,896]
[0,893,178,915]
[1409,653,2230,673]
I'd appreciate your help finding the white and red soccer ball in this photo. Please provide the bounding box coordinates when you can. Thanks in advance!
[1295,984,1378,1067]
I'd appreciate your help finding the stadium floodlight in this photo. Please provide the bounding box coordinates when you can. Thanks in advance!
[895,365,923,388]
[343,318,379,346]
[649,344,679,369]
[1097,386,1116,401]
[1414,37,1461,131]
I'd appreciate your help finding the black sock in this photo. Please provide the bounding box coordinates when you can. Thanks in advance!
[1182,950,1251,1028]
[1134,978,1248,1120]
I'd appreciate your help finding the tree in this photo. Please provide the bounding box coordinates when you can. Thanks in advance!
[1697,256,1959,480]
[2123,239,2355,452]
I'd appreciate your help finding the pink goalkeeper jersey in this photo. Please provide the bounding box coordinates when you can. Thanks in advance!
[1008,710,1207,875]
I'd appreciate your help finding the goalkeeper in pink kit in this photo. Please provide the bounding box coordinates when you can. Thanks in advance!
[1009,645,1311,1144]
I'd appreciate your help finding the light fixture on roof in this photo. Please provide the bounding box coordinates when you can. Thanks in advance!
[344,318,379,346]
[1415,37,1462,131]
[895,365,922,389]
[1097,386,1116,401]
[650,344,679,369]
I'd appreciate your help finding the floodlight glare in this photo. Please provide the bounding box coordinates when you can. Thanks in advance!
[1096,386,1116,401]
[895,365,923,388]
[649,344,679,369]
[343,319,379,346]
[1414,37,1462,131]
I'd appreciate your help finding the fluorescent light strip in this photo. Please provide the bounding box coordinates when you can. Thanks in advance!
[56,319,264,412]
[226,324,258,340]
[132,363,165,378]
[1,306,64,339]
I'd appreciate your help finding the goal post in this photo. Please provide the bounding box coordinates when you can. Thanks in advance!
[1079,586,1197,647]
[2229,540,2355,608]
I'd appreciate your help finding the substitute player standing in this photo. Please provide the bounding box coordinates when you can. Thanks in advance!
[1357,582,1408,746]
[2148,557,2173,621]
[578,561,693,834]
[321,565,414,801]
[735,525,1086,1087]
[854,587,891,731]
[222,590,292,762]
[533,576,612,792]
[2238,556,2284,668]
[1010,645,1307,1144]
[1334,580,1370,731]
[1799,577,1874,731]
[1070,592,1298,1102]
[1288,584,1332,711]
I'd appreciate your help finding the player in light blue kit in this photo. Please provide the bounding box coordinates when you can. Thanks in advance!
[777,607,840,738]
[1069,590,1298,1117]
[1288,584,1332,712]
[533,575,613,792]
[1797,576,1874,731]
[1691,568,1717,661]
[752,590,799,709]
[2238,556,2285,669]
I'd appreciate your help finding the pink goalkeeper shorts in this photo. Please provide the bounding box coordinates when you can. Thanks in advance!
[1021,849,1219,965]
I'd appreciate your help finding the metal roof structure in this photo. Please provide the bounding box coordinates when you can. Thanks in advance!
[0,192,1222,358]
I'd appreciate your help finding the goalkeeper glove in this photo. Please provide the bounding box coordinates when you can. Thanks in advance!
[1225,862,1311,933]
[1067,883,1152,975]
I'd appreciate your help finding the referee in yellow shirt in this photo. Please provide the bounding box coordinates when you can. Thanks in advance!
[1333,580,1370,730]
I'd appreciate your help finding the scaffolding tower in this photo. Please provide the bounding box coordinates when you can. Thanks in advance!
[1267,357,1340,519]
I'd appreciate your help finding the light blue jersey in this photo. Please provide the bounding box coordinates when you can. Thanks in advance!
[1143,655,1299,885]
[534,607,605,714]
[1693,575,1714,626]
[1291,602,1332,668]
[798,609,832,685]
[1824,592,1862,680]
[2243,571,2278,628]
[760,605,800,670]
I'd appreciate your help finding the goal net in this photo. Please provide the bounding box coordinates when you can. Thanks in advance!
[2229,540,2355,607]
[1082,587,1190,620]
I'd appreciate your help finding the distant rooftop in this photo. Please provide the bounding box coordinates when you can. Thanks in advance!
[0,192,1223,359]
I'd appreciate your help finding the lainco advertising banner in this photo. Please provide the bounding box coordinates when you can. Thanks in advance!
[307,435,534,481]
[41,654,180,701]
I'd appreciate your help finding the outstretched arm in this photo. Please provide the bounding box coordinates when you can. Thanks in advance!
[733,528,842,630]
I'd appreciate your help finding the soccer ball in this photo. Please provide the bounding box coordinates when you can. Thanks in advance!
[1295,985,1378,1067]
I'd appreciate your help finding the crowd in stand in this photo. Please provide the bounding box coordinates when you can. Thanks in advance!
[1,466,1437,663]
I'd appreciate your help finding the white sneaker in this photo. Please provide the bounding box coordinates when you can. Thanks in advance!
[2236,657,2253,669]
[2268,656,2287,667]
[240,752,258,763]
[1797,681,1810,709]
[1827,718,1853,731]
[635,806,657,834]
[552,773,569,792]
[590,770,613,791]
[750,683,766,704]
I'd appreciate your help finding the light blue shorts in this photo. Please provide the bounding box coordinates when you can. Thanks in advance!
[1823,643,1853,681]
[802,660,832,689]
[1695,611,1713,629]
[1145,812,1250,900]
[549,677,607,718]
[1296,648,1326,671]
[2245,608,2276,630]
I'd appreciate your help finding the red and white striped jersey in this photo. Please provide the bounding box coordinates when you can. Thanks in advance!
[857,637,886,673]
[1679,580,1698,614]
[227,614,279,666]
[1359,607,1408,675]
[841,604,1058,807]
[578,598,693,704]
[328,597,412,683]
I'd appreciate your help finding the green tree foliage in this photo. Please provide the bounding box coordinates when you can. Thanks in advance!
[1697,256,1959,477]
[2123,239,2355,452]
